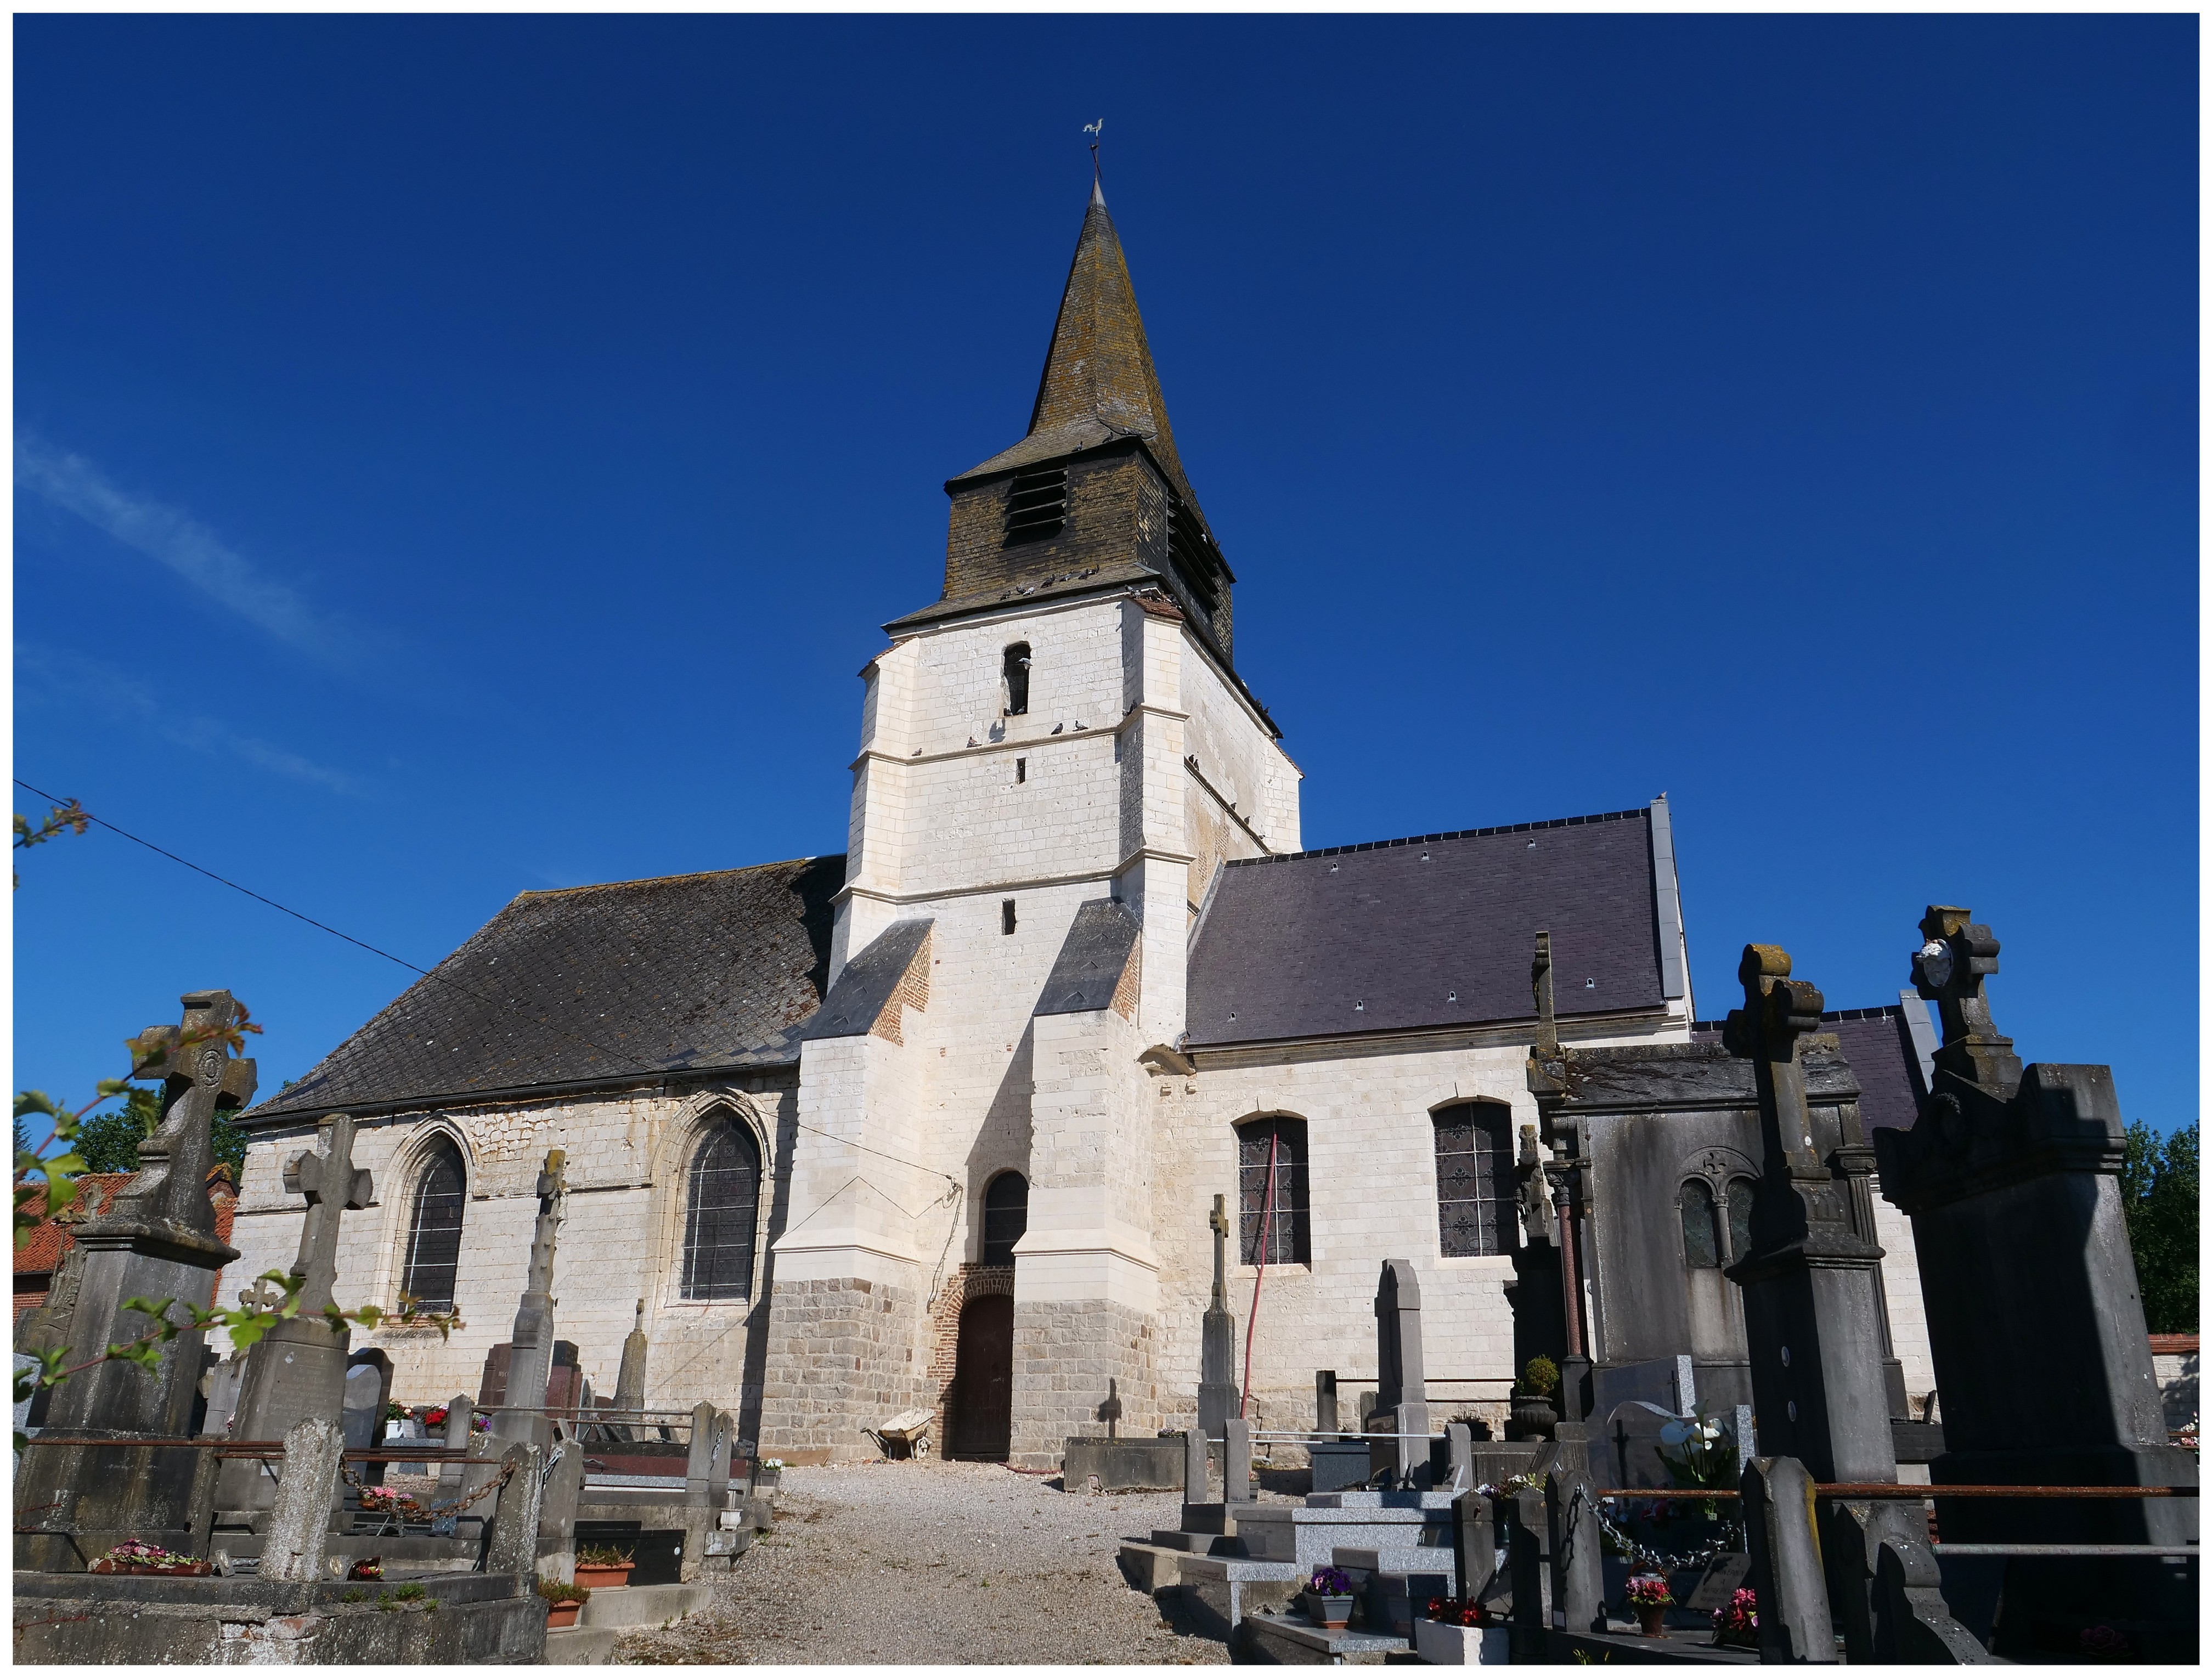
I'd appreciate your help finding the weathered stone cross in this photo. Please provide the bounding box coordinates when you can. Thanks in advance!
[499,1149,568,1440]
[1910,905,2022,1097]
[280,1113,374,1315]
[1720,944,1829,1185]
[1207,1194,1231,1310]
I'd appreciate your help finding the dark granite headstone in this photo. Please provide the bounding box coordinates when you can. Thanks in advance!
[1876,907,2198,1661]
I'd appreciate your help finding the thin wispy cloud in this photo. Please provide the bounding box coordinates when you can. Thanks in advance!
[15,644,368,798]
[16,437,347,660]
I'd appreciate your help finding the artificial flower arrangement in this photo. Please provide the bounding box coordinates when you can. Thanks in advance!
[1711,1586,1758,1645]
[760,1458,786,1471]
[1303,1566,1357,1629]
[1424,1596,1492,1628]
[1626,1575,1675,1609]
[94,1539,207,1574]
[420,1405,450,1429]
[359,1487,431,1522]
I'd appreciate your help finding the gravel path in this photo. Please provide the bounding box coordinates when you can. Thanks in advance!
[613,1460,1231,1665]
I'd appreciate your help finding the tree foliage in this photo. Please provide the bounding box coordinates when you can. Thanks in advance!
[75,1087,249,1179]
[2121,1121,2198,1334]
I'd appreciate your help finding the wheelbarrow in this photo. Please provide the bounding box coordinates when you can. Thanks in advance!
[864,1406,936,1460]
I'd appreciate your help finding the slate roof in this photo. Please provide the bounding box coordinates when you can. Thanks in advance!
[242,857,844,1124]
[1186,807,1671,1049]
[800,918,933,1041]
[1690,1004,1932,1132]
[1035,899,1142,1016]
[951,179,1200,514]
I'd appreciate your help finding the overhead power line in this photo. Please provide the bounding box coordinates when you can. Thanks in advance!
[13,778,957,1187]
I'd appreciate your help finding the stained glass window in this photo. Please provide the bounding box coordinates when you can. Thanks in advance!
[1238,1118,1309,1265]
[1725,1177,1757,1264]
[1678,1178,1723,1269]
[681,1119,762,1302]
[1434,1104,1514,1257]
[400,1139,466,1310]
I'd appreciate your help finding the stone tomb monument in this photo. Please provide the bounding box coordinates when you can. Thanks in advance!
[15,991,254,1572]
[1722,942,1984,1664]
[1198,1194,1240,1442]
[1367,1259,1433,1488]
[493,1149,569,1449]
[1876,907,2198,1662]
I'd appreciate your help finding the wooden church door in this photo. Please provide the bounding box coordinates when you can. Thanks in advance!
[949,1294,1014,1460]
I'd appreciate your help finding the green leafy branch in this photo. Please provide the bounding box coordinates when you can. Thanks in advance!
[14,1270,462,1450]
[13,799,91,888]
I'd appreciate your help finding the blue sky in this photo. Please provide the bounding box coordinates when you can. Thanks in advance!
[15,16,2196,1135]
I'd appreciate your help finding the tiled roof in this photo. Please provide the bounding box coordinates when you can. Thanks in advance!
[1187,808,1669,1049]
[1690,1005,1929,1132]
[242,857,844,1123]
[16,1171,237,1278]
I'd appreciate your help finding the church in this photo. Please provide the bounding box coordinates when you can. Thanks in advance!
[229,181,1939,1467]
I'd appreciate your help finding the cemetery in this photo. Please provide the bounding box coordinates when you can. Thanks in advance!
[14,911,2196,1665]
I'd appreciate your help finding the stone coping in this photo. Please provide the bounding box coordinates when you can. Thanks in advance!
[1172,1553,1306,1583]
[1240,1609,1409,1662]
[11,1569,523,1607]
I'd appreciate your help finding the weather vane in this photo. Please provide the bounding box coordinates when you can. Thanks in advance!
[1084,117,1103,181]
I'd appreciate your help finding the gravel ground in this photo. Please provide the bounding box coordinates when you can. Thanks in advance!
[613,1460,1234,1665]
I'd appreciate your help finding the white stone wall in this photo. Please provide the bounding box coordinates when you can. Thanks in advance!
[1870,1188,1936,1405]
[224,1080,792,1416]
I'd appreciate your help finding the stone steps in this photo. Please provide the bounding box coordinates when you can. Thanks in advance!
[543,1625,621,1664]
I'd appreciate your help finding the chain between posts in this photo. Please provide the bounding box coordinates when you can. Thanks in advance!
[341,1456,515,1518]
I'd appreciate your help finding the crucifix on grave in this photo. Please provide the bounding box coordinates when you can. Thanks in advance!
[1722,942,1950,1662]
[15,991,255,1570]
[494,1149,568,1447]
[1197,1194,1238,1440]
[1909,905,2023,1099]
[218,1112,375,1517]
[221,1117,373,1467]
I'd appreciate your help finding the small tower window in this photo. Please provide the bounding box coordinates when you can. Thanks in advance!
[1002,643,1031,716]
[1002,899,1017,935]
[982,1171,1029,1265]
[1014,758,1027,784]
[1003,468,1067,546]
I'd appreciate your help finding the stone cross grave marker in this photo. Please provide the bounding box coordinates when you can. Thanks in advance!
[495,1149,567,1445]
[219,1113,373,1513]
[1198,1194,1238,1439]
[614,1299,649,1414]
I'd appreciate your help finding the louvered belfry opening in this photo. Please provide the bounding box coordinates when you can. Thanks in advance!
[1003,467,1068,546]
[1434,1103,1514,1257]
[681,1118,763,1301]
[1166,492,1223,613]
[400,1139,467,1310]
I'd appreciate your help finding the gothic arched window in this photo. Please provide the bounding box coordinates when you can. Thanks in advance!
[1434,1103,1515,1257]
[400,1138,467,1310]
[981,1172,1028,1266]
[1678,1178,1723,1270]
[1237,1117,1310,1266]
[1725,1177,1757,1264]
[680,1117,763,1302]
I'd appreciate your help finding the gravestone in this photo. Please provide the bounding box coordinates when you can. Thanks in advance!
[14,992,252,1570]
[1314,1370,1338,1435]
[1545,1465,1604,1636]
[493,1151,568,1449]
[1741,1455,1836,1663]
[1224,1416,1252,1504]
[1875,907,2199,1660]
[436,1395,477,1494]
[1198,1195,1239,1442]
[261,1416,346,1583]
[216,1111,373,1517]
[1724,943,1980,1663]
[341,1364,384,1449]
[613,1300,649,1416]
[1371,1259,1430,1486]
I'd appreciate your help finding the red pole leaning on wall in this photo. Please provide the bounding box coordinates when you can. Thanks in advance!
[1239,1128,1280,1418]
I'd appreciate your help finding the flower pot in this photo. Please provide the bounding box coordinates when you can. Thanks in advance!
[1637,1604,1669,1637]
[754,1470,782,1491]
[1302,1591,1354,1630]
[573,1563,634,1590]
[545,1601,582,1629]
[1506,1394,1558,1441]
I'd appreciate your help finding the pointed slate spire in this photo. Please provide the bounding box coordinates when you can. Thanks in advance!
[1022,181,1192,499]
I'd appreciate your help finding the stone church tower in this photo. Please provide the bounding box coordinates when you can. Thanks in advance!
[760,178,1299,1463]
[221,180,1939,1471]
